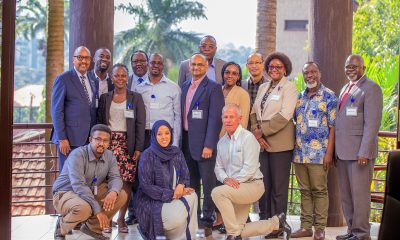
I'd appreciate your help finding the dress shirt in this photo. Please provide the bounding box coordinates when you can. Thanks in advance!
[184,75,205,130]
[74,67,93,101]
[52,145,123,215]
[215,125,263,183]
[293,84,337,164]
[248,76,266,109]
[135,75,181,146]
[94,71,110,96]
[206,58,216,82]
[130,72,148,92]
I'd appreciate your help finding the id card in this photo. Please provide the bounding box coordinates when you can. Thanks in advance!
[346,107,358,116]
[270,95,280,101]
[150,102,160,109]
[93,185,98,196]
[308,119,318,128]
[124,110,134,118]
[192,109,203,119]
[95,98,99,108]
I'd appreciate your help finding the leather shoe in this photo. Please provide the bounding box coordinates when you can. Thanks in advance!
[125,216,138,225]
[204,227,213,237]
[226,235,242,240]
[314,229,325,240]
[54,217,65,240]
[265,230,283,239]
[276,212,291,240]
[336,233,354,240]
[291,228,313,238]
[80,223,110,240]
[347,235,371,240]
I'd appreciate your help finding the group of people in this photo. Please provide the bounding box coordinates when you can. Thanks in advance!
[50,35,382,240]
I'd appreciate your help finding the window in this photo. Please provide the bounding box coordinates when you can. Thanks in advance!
[284,20,308,31]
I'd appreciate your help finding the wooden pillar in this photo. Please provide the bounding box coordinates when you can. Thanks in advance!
[309,0,353,226]
[0,1,16,239]
[69,0,114,69]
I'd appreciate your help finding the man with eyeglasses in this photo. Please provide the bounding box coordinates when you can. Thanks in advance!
[51,46,97,171]
[178,35,226,87]
[127,50,149,91]
[88,48,114,98]
[53,124,127,240]
[335,54,382,240]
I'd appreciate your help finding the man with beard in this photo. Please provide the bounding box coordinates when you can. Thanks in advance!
[88,48,114,98]
[178,35,226,87]
[127,50,149,91]
[51,46,97,171]
[53,124,127,240]
[335,54,382,240]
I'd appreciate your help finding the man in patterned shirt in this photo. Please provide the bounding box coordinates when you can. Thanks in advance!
[291,62,337,240]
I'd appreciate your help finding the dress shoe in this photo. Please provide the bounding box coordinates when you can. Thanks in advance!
[54,217,65,240]
[125,216,138,225]
[204,227,213,237]
[276,212,291,240]
[291,228,313,238]
[347,235,371,240]
[218,224,227,234]
[336,233,355,240]
[265,230,283,239]
[314,229,325,240]
[226,235,242,240]
[80,223,110,240]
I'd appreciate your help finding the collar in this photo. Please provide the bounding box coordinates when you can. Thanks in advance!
[209,58,216,68]
[249,76,266,85]
[348,74,365,86]
[191,75,206,87]
[303,83,325,98]
[74,67,88,79]
[132,72,148,82]
[144,75,168,85]
[227,125,243,141]
[94,71,109,81]
[87,144,104,162]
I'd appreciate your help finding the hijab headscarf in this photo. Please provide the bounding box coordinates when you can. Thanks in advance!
[150,120,180,161]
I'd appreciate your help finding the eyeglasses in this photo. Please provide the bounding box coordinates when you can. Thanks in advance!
[190,63,206,67]
[247,61,263,66]
[74,55,91,61]
[224,70,240,76]
[345,65,360,70]
[268,65,285,71]
[92,137,110,145]
[131,60,147,65]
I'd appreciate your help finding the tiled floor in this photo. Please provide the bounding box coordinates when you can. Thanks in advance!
[11,214,380,240]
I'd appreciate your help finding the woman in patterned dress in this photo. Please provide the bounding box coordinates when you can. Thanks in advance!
[97,63,146,233]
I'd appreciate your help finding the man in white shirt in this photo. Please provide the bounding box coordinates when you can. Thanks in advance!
[211,103,291,240]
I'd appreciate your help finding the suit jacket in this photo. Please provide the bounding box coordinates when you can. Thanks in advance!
[87,69,114,97]
[181,76,225,160]
[250,77,298,152]
[335,76,383,160]
[97,89,146,155]
[178,58,226,87]
[51,69,97,146]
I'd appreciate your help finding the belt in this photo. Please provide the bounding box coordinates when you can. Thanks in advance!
[245,178,263,183]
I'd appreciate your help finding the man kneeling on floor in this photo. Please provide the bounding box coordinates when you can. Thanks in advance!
[211,104,292,240]
[52,124,127,240]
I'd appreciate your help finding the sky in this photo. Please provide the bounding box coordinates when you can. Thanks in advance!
[114,0,257,48]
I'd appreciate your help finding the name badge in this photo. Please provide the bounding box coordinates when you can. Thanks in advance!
[192,109,203,119]
[270,95,280,101]
[308,119,319,128]
[124,110,134,118]
[150,102,160,109]
[95,98,99,108]
[346,107,358,116]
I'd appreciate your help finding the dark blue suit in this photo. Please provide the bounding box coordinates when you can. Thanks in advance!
[181,76,224,227]
[51,69,97,171]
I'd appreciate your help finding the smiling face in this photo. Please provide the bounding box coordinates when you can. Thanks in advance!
[94,48,111,73]
[199,36,217,60]
[89,130,110,158]
[112,66,128,89]
[267,59,286,81]
[345,55,365,82]
[222,106,242,136]
[302,63,321,89]
[73,47,91,74]
[149,54,164,77]
[223,64,240,87]
[156,125,171,148]
[189,54,209,80]
[131,52,148,77]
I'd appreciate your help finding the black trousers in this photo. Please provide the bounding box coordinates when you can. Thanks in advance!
[258,150,293,220]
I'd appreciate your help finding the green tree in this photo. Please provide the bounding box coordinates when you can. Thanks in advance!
[353,0,400,62]
[114,0,206,64]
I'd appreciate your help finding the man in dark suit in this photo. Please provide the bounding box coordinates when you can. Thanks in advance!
[335,54,383,240]
[87,48,114,99]
[178,35,226,87]
[127,50,149,91]
[51,46,97,171]
[181,53,225,236]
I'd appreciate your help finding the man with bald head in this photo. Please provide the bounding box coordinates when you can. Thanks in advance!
[88,48,114,98]
[178,35,226,87]
[335,54,382,240]
[51,46,97,171]
[181,53,224,236]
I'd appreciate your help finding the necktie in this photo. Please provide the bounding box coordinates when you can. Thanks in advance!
[138,77,144,84]
[80,75,91,105]
[339,83,354,110]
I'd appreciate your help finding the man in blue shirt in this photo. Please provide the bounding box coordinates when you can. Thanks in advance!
[53,124,126,240]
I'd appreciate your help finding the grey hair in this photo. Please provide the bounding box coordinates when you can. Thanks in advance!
[222,103,242,117]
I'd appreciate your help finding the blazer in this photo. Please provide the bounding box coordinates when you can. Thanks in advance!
[250,77,298,152]
[51,69,97,146]
[181,76,225,160]
[178,58,226,87]
[87,69,114,97]
[335,76,383,160]
[97,89,146,155]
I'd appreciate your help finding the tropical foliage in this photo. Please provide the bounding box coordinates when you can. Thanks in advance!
[114,0,206,64]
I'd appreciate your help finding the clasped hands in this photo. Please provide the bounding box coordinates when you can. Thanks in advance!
[252,128,270,150]
[173,184,195,199]
[96,191,118,229]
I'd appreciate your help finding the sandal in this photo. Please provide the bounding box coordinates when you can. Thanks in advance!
[118,225,129,233]
[103,227,112,233]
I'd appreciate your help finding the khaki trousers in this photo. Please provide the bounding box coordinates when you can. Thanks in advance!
[211,180,279,237]
[294,163,328,230]
[53,183,127,235]
[162,192,198,240]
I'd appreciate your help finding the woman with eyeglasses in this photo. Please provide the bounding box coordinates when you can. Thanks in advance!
[97,63,146,233]
[250,52,298,239]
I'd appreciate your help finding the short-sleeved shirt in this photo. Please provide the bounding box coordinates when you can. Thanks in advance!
[293,84,337,164]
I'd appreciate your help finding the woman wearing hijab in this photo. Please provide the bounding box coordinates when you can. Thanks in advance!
[136,120,198,240]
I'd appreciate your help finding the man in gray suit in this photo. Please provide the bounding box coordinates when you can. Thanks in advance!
[335,54,383,240]
[178,35,226,87]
